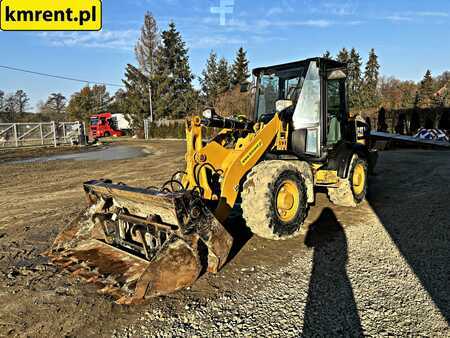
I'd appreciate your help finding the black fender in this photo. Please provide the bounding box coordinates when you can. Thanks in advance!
[334,142,370,179]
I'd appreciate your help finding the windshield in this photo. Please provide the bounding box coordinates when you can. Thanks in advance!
[255,66,307,120]
[90,117,99,126]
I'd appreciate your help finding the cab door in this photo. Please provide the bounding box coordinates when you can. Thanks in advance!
[292,61,322,156]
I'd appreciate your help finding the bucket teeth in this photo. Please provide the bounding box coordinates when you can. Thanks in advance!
[47,180,233,303]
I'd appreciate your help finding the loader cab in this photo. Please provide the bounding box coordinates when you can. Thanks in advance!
[252,57,351,159]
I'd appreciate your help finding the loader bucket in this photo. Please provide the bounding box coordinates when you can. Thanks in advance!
[47,180,233,304]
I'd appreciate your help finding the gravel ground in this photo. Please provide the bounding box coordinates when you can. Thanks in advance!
[0,142,449,337]
[114,149,450,337]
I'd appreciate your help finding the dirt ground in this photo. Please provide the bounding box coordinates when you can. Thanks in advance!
[0,140,449,337]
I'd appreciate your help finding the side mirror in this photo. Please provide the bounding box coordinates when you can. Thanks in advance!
[240,82,250,93]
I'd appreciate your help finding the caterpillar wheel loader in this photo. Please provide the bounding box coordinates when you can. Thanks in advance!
[47,57,377,304]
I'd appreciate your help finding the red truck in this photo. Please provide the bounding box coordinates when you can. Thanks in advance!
[89,113,125,139]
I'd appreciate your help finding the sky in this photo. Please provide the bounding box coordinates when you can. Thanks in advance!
[0,0,449,111]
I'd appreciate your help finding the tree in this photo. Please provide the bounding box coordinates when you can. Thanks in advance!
[38,93,67,121]
[14,90,30,113]
[66,85,111,122]
[108,89,129,115]
[91,85,112,112]
[336,48,350,64]
[416,70,435,109]
[200,51,219,106]
[347,48,363,110]
[4,94,17,122]
[45,93,67,114]
[134,12,159,122]
[231,47,250,86]
[135,12,159,76]
[122,63,150,130]
[215,86,252,118]
[216,57,231,95]
[153,22,195,119]
[0,90,4,111]
[362,48,380,108]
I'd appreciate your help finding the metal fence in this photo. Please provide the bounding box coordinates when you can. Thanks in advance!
[0,121,84,148]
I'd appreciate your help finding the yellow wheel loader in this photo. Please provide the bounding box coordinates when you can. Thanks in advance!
[48,57,377,304]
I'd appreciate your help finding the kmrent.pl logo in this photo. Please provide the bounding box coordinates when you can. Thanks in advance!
[0,0,102,31]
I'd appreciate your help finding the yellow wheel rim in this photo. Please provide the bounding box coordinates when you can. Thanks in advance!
[276,180,300,222]
[352,163,366,195]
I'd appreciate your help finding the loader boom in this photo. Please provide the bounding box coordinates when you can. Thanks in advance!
[184,114,287,223]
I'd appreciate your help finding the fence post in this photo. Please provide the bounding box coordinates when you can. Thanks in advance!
[39,123,44,145]
[83,122,87,141]
[62,122,66,143]
[13,123,18,147]
[52,121,57,147]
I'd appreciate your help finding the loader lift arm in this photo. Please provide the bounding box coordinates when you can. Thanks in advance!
[183,114,288,223]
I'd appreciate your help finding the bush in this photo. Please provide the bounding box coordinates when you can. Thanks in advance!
[147,121,219,140]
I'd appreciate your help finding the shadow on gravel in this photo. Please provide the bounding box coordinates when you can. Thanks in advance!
[302,208,364,337]
[367,152,450,325]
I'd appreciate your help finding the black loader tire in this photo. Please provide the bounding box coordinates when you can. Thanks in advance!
[241,160,308,240]
[328,154,368,207]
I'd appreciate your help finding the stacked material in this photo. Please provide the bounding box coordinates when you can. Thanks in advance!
[414,128,449,142]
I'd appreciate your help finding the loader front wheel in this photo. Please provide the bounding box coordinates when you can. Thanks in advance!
[241,161,308,240]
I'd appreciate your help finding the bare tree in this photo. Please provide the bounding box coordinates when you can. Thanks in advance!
[4,94,17,122]
[14,90,30,113]
[135,12,159,76]
[47,93,67,114]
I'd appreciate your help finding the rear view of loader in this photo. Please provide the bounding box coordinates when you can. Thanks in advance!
[48,57,376,303]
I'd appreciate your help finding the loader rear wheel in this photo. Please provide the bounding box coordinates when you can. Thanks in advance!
[241,161,308,240]
[328,154,368,207]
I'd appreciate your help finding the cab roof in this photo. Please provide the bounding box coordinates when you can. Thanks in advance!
[252,57,346,76]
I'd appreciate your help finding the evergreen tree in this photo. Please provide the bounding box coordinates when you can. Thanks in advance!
[362,48,380,108]
[336,48,350,64]
[122,63,150,130]
[153,22,195,119]
[416,70,435,109]
[216,57,231,95]
[108,89,129,115]
[199,51,219,106]
[231,47,250,86]
[347,48,363,110]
